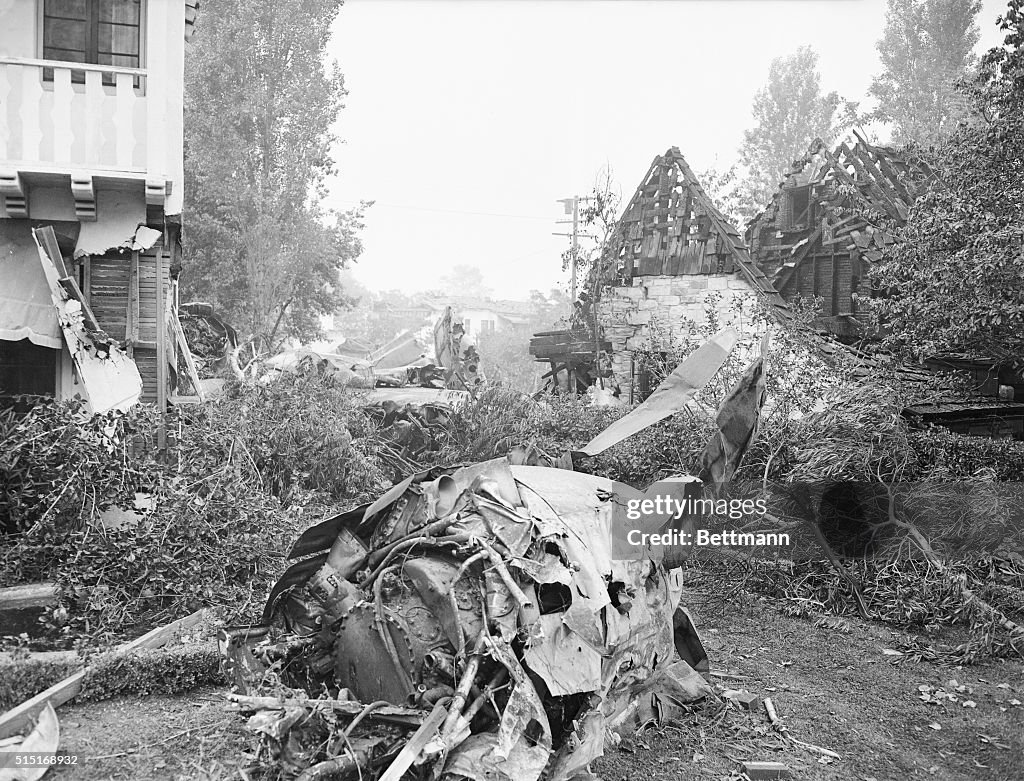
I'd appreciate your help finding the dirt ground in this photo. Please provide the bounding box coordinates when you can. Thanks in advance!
[37,592,1024,781]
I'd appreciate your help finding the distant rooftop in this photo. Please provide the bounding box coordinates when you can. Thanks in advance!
[420,295,537,318]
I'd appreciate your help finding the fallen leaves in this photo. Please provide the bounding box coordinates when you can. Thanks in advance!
[917,681,970,705]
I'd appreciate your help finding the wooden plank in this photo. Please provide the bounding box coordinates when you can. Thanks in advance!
[0,609,208,739]
[0,583,58,610]
[172,313,204,401]
[127,251,139,354]
[377,703,447,781]
[156,250,167,449]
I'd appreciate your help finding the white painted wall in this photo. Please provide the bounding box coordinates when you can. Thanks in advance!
[0,0,187,401]
[0,0,36,58]
[0,0,186,216]
[457,307,507,342]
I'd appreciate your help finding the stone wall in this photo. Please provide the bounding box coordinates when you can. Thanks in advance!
[598,272,762,401]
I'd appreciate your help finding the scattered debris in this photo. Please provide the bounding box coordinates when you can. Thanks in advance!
[179,301,243,385]
[763,697,840,760]
[32,227,142,414]
[722,688,761,711]
[223,457,716,779]
[740,759,793,780]
[0,703,59,781]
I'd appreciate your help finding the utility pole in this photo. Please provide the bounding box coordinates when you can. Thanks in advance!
[554,196,594,317]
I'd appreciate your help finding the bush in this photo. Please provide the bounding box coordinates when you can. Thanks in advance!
[201,373,389,505]
[0,374,391,638]
[910,428,1024,481]
[79,645,223,701]
[431,387,713,487]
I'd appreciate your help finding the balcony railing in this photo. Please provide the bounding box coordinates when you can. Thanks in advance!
[0,57,148,174]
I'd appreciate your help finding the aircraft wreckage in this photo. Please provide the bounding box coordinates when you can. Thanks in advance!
[221,328,767,781]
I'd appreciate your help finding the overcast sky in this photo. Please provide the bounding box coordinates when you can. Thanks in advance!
[324,0,1009,301]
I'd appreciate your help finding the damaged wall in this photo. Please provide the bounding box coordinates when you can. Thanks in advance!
[580,148,777,401]
[0,0,192,413]
[600,273,760,401]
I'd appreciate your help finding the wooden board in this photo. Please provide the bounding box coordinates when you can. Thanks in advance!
[172,313,204,401]
[0,583,58,610]
[0,609,208,739]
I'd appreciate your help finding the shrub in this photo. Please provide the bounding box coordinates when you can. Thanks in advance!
[910,428,1024,481]
[0,374,391,637]
[200,373,389,505]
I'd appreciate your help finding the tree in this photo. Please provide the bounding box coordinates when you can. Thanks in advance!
[869,0,982,146]
[698,164,753,230]
[477,289,570,393]
[558,169,621,338]
[435,265,491,299]
[529,288,570,331]
[868,0,1024,361]
[181,0,367,351]
[737,47,856,218]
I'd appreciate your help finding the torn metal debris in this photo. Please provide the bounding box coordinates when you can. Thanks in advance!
[0,703,59,781]
[224,458,714,780]
[32,226,143,414]
[218,331,780,780]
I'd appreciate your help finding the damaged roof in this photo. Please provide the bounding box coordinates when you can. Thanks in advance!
[609,146,793,319]
[601,147,935,381]
[749,133,935,292]
[420,296,537,321]
[615,150,825,325]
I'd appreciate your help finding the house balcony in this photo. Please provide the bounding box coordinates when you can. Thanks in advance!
[0,57,174,219]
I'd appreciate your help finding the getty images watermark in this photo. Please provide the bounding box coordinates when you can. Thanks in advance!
[611,481,789,559]
[612,481,1024,561]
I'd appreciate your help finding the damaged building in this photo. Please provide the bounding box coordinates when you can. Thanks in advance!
[531,140,1023,438]
[531,147,785,402]
[0,0,199,415]
[744,135,925,337]
[747,134,1024,437]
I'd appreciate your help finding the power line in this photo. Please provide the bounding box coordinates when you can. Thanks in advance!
[322,198,554,221]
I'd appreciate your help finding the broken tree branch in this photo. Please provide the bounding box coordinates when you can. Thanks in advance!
[764,697,840,760]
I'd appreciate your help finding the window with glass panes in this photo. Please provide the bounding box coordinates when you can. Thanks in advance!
[42,0,142,84]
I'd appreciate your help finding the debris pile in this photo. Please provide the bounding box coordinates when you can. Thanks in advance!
[222,457,714,780]
[363,398,458,474]
[179,302,241,378]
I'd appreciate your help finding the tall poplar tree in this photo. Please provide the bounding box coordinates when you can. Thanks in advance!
[736,46,855,219]
[869,0,981,145]
[181,0,367,349]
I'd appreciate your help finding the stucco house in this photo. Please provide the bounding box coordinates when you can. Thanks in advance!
[0,0,198,415]
[421,296,536,343]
